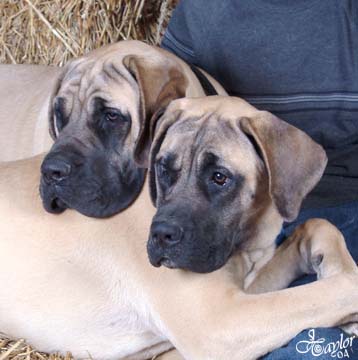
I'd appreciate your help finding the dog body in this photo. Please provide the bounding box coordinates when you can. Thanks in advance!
[0,156,171,359]
[0,64,61,161]
[1,98,357,360]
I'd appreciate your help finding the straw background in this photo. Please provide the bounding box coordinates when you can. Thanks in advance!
[0,0,178,65]
[0,0,177,359]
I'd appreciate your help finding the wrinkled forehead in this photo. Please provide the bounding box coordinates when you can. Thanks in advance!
[157,114,257,173]
[167,96,259,120]
[57,57,136,113]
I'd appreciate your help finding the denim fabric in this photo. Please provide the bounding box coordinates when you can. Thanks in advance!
[263,328,358,360]
[263,201,358,359]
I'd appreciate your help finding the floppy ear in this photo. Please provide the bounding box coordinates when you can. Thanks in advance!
[240,111,327,222]
[147,110,182,206]
[47,69,66,140]
[123,55,188,168]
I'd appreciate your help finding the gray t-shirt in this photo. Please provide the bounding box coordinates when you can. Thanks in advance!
[162,0,358,209]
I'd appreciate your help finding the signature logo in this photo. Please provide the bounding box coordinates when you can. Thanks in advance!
[296,329,356,358]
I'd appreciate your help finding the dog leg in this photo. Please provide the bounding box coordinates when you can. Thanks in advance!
[149,263,358,359]
[245,218,357,294]
[232,277,358,359]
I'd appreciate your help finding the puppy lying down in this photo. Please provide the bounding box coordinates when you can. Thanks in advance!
[0,97,357,360]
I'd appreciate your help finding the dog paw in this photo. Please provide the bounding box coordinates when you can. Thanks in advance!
[298,220,358,280]
[341,323,358,337]
[340,313,358,337]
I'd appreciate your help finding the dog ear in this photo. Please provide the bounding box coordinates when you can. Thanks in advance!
[146,109,181,206]
[47,58,85,140]
[240,112,327,221]
[123,55,188,168]
[47,67,70,140]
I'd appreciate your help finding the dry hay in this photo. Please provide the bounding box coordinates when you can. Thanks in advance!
[0,334,74,360]
[0,1,178,358]
[0,332,162,360]
[0,0,178,66]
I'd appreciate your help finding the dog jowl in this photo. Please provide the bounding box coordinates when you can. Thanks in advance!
[146,97,327,273]
[39,41,188,217]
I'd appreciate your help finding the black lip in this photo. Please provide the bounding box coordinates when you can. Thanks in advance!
[160,258,178,269]
[149,256,163,268]
[47,197,67,214]
[149,253,178,269]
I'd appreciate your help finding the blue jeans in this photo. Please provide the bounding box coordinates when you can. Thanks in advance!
[263,201,358,359]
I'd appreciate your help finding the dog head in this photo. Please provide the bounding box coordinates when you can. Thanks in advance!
[145,96,327,272]
[40,41,188,217]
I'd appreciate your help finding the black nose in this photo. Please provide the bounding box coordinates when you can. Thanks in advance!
[150,221,183,247]
[41,158,71,183]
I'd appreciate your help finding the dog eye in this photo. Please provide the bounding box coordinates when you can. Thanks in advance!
[105,111,121,122]
[158,163,169,178]
[157,162,178,189]
[212,172,227,186]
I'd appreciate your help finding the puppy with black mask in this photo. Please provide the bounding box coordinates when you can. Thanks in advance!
[145,96,352,283]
